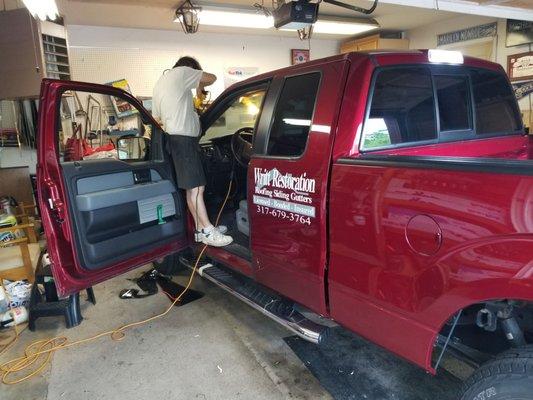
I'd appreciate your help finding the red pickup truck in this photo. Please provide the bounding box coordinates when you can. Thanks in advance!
[37,49,533,399]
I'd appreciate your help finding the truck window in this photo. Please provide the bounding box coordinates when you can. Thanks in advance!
[202,89,266,144]
[266,73,320,157]
[362,68,437,150]
[471,69,521,135]
[435,75,471,132]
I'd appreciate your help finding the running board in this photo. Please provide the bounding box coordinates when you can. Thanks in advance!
[197,263,330,344]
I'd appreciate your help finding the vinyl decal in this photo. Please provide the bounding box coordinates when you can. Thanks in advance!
[253,168,316,225]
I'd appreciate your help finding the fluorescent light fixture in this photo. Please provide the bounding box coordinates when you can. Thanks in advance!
[22,0,59,21]
[174,7,378,35]
[428,49,464,64]
[175,9,274,29]
[313,20,378,35]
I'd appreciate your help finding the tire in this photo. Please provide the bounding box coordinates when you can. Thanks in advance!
[153,251,188,275]
[460,345,533,400]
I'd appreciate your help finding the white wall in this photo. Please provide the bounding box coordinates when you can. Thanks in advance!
[406,15,532,117]
[67,25,341,98]
[0,147,37,174]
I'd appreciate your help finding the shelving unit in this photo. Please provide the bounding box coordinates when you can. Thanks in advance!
[0,9,72,100]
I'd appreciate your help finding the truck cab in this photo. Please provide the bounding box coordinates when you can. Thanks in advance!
[37,49,533,399]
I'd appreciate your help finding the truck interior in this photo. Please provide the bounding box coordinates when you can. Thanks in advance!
[200,86,267,260]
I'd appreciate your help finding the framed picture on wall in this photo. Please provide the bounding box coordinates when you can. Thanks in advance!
[291,49,310,65]
[508,51,533,82]
[506,20,533,48]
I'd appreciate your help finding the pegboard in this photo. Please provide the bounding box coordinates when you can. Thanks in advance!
[0,101,16,129]
[69,47,179,98]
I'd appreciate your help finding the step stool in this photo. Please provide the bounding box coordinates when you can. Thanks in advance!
[28,258,96,331]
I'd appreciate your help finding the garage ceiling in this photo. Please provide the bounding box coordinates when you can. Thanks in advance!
[59,0,458,37]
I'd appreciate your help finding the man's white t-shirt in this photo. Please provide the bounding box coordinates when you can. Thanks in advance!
[152,66,203,137]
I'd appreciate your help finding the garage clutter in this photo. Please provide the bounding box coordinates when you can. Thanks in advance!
[0,195,41,334]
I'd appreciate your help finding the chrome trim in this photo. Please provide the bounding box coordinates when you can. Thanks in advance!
[199,266,327,344]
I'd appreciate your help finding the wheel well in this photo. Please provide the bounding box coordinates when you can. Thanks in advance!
[433,300,533,368]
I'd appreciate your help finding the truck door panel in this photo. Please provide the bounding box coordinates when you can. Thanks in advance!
[327,161,533,371]
[249,60,349,315]
[37,80,188,296]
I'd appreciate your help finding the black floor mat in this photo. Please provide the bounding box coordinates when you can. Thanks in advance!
[285,327,462,400]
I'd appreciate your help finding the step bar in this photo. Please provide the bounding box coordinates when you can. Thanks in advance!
[196,263,330,345]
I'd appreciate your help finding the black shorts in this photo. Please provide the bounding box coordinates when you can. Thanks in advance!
[167,135,206,190]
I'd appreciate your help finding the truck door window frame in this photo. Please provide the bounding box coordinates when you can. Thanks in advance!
[360,66,439,152]
[253,71,322,160]
[359,64,525,153]
[54,88,161,163]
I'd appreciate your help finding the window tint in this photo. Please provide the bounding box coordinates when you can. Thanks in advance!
[267,73,320,157]
[435,75,471,132]
[362,68,437,150]
[471,69,521,135]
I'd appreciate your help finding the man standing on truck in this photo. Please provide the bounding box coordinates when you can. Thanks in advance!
[152,56,233,247]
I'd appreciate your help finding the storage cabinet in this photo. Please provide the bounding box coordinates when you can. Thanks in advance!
[0,9,71,100]
[340,34,409,54]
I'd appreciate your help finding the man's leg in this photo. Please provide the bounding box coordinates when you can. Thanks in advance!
[186,186,211,231]
[187,186,233,247]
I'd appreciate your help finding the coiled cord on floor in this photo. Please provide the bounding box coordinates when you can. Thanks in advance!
[0,179,233,385]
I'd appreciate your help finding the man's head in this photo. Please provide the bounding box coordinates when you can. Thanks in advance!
[173,56,202,70]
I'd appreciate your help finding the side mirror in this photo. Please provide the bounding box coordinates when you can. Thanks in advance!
[117,136,150,161]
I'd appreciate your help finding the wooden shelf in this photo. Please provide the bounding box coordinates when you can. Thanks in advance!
[340,34,410,54]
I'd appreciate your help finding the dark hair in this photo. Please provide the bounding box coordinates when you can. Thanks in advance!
[173,56,202,70]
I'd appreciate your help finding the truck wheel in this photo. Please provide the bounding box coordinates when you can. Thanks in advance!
[460,345,533,400]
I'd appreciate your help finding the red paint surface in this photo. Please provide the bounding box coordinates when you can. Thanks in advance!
[328,164,533,371]
[249,60,350,316]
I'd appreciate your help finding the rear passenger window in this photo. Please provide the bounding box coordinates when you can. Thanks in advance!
[435,75,471,132]
[267,73,320,157]
[362,68,437,150]
[471,69,521,135]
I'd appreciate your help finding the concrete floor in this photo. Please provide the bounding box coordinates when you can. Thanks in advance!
[2,266,472,400]
[2,267,332,400]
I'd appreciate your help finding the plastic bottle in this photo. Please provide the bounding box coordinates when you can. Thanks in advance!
[0,307,29,328]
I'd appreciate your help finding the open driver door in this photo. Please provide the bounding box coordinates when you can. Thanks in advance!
[37,79,189,296]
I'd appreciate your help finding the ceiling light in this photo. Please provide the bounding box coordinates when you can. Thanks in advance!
[22,0,59,21]
[313,20,378,35]
[173,7,379,36]
[175,0,201,34]
[175,9,274,29]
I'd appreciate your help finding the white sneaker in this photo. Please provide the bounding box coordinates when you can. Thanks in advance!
[197,227,233,247]
[195,225,227,242]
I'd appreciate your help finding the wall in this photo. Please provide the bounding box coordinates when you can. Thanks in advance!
[0,147,37,174]
[406,15,532,120]
[66,25,341,98]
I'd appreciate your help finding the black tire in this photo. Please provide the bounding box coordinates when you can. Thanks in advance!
[152,251,188,275]
[460,345,533,400]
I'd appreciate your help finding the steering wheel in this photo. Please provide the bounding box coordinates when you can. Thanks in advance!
[231,127,254,168]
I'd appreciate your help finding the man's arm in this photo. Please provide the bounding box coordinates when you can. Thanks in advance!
[197,72,217,98]
[200,72,217,86]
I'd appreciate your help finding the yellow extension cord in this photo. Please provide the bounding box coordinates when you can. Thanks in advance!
[0,180,232,385]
